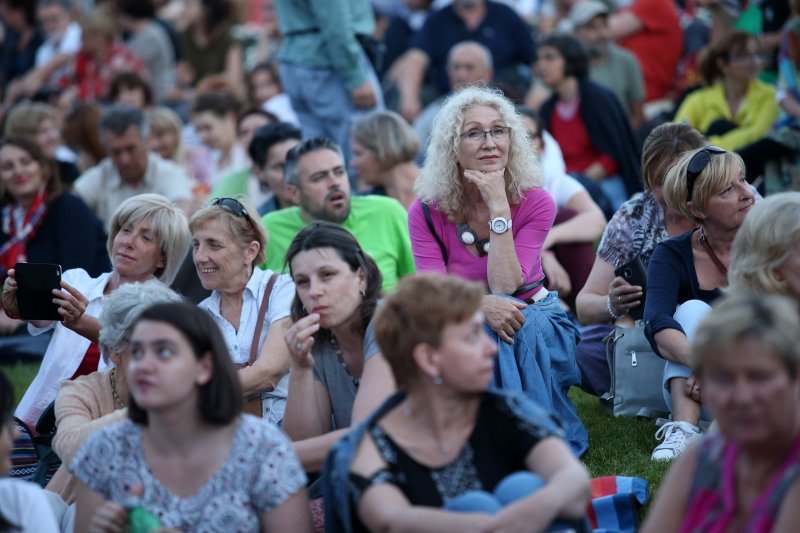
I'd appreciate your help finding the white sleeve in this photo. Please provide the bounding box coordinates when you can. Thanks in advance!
[0,480,61,533]
[265,273,295,325]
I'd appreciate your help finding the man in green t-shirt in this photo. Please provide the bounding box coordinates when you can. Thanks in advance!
[261,137,415,291]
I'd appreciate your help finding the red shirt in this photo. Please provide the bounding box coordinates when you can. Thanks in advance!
[619,0,683,102]
[550,107,618,177]
[69,342,101,381]
[59,44,146,102]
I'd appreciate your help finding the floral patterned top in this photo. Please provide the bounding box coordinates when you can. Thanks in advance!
[71,415,306,532]
[597,191,667,269]
[681,432,800,533]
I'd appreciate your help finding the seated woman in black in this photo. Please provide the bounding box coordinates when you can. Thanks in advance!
[324,274,590,532]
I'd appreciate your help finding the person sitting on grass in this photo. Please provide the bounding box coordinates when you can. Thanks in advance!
[325,273,590,532]
[643,293,800,532]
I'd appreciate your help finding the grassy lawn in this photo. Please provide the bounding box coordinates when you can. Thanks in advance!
[3,362,668,515]
[3,361,40,404]
[571,388,670,498]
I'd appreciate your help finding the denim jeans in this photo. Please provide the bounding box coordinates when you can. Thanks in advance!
[279,49,384,174]
[488,292,588,456]
[662,300,712,420]
[444,472,588,531]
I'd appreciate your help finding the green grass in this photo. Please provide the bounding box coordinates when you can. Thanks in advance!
[2,361,40,405]
[3,362,667,512]
[571,387,670,499]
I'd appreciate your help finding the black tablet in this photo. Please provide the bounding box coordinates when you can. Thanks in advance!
[15,262,63,321]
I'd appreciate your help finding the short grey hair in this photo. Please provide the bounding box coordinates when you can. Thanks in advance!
[447,40,493,71]
[283,137,344,187]
[100,104,149,140]
[98,279,183,363]
[107,194,191,285]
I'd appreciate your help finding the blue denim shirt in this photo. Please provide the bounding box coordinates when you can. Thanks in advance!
[322,391,566,533]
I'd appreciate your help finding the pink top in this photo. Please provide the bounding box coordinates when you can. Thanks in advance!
[408,188,556,300]
[680,432,800,533]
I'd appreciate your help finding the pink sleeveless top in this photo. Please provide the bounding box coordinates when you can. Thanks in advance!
[680,432,800,533]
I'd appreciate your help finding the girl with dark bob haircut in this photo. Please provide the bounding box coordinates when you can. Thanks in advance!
[127,301,242,424]
[72,301,311,531]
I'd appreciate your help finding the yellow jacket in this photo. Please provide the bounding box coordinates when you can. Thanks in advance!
[674,80,778,151]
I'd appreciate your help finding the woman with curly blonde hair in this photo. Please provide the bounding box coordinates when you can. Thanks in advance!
[408,86,587,456]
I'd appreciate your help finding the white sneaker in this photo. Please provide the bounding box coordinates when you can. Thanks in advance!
[651,421,702,461]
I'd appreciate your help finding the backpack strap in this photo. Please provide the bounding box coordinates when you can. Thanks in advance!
[422,202,448,264]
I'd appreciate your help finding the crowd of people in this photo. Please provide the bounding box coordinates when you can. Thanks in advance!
[0,0,799,531]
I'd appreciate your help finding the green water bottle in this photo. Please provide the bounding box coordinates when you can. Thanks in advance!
[128,506,163,533]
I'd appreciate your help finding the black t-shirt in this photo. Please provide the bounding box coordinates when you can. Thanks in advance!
[350,393,559,508]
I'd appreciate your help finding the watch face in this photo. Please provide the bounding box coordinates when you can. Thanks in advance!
[491,218,508,233]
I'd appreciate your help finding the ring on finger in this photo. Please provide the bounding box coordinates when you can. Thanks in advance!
[693,385,700,392]
[295,342,303,351]
[67,307,74,316]
[617,296,622,303]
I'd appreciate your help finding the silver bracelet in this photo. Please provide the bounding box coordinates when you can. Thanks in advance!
[607,295,623,320]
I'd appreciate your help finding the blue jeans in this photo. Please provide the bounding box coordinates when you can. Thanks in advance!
[280,49,384,175]
[489,292,588,457]
[444,472,586,531]
[662,300,712,420]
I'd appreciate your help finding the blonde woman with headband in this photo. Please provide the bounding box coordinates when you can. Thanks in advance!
[643,146,755,461]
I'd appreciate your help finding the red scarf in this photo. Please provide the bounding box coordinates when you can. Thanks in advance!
[0,186,48,279]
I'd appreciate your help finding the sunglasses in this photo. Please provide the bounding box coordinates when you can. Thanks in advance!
[209,197,257,236]
[686,146,726,202]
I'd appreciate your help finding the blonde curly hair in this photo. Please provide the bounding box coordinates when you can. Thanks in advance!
[414,86,541,221]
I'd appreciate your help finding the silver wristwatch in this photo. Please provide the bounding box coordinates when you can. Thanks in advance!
[488,217,512,234]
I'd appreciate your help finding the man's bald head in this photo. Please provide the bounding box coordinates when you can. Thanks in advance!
[447,41,494,91]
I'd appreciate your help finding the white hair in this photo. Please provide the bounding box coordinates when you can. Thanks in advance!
[414,86,541,220]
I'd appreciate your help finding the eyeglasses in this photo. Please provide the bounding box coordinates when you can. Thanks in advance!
[459,126,511,144]
[686,146,726,202]
[209,197,257,235]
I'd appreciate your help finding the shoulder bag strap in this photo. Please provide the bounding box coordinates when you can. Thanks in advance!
[248,273,279,367]
[422,202,448,264]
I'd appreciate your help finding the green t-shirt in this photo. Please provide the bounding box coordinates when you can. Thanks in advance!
[261,195,415,291]
[211,168,251,199]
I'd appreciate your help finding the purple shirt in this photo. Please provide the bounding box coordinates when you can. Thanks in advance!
[408,188,555,300]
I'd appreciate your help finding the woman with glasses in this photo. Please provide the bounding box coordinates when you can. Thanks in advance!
[674,31,778,152]
[408,86,587,456]
[644,146,755,461]
[190,196,293,424]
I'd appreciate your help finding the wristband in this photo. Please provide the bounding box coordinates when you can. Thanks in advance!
[607,295,623,320]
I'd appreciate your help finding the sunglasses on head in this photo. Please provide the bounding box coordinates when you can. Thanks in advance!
[209,197,257,235]
[686,145,726,202]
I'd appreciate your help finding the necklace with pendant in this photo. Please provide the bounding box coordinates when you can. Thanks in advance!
[331,334,359,388]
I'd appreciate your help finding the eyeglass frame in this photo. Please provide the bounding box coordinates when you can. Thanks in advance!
[208,197,258,236]
[685,145,726,203]
[459,126,512,143]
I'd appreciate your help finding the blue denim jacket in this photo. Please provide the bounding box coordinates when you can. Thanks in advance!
[488,291,587,457]
[322,391,566,533]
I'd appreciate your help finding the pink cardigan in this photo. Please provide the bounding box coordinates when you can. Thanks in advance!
[408,188,556,300]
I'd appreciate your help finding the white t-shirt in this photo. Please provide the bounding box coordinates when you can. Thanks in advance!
[0,479,61,533]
